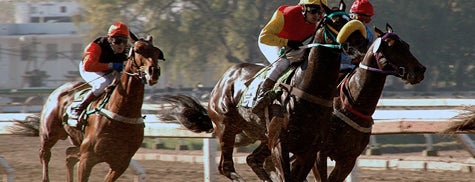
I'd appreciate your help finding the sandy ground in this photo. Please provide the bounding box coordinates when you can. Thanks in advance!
[0,135,474,182]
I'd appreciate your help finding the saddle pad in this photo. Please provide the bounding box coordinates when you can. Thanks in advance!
[239,68,269,108]
[65,88,92,121]
[239,66,296,108]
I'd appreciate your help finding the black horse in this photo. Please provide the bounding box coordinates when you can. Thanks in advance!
[312,24,426,182]
[162,1,369,181]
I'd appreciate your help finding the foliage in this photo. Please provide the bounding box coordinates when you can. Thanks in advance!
[73,0,474,91]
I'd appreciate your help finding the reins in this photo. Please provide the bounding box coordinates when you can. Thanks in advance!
[358,33,407,77]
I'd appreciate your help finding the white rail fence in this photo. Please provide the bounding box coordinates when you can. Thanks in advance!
[0,99,474,182]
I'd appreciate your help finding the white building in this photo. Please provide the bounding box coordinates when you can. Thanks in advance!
[0,1,87,89]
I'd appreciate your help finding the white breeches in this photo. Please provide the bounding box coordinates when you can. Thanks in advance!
[79,63,115,96]
[258,41,281,64]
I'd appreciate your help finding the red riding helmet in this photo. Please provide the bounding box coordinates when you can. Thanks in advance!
[108,22,129,37]
[350,0,374,16]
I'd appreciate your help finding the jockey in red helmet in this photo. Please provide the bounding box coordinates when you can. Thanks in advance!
[340,0,375,78]
[69,22,130,120]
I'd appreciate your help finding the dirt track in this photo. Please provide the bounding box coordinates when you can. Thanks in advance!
[0,135,474,182]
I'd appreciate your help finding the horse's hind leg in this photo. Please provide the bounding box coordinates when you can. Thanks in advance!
[40,132,63,182]
[65,147,80,182]
[216,122,244,181]
[39,142,53,182]
[246,141,271,181]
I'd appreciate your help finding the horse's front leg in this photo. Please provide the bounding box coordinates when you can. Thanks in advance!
[77,151,99,182]
[313,151,328,182]
[291,149,319,182]
[328,158,357,182]
[65,147,80,182]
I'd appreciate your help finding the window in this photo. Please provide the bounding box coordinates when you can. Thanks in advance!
[46,44,58,60]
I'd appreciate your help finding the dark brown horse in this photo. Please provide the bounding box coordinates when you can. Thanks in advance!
[312,24,426,182]
[162,1,369,181]
[38,35,164,182]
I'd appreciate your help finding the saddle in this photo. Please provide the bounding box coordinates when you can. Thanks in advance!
[239,66,297,108]
[64,87,112,130]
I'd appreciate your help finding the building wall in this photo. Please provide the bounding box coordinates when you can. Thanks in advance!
[0,1,86,89]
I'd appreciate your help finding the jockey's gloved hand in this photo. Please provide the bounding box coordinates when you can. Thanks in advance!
[110,62,124,71]
[287,40,303,50]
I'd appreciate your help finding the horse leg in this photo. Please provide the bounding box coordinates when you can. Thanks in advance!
[313,152,328,182]
[39,143,53,182]
[217,124,244,181]
[65,147,80,182]
[270,139,291,182]
[291,150,318,182]
[246,141,272,181]
[77,152,99,182]
[40,133,63,182]
[103,160,130,182]
[328,158,357,182]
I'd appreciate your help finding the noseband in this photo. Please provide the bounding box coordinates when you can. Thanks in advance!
[358,33,407,77]
[124,41,152,84]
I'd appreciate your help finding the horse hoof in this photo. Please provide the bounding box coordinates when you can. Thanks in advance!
[230,172,245,182]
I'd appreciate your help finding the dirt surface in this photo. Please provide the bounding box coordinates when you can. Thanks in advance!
[1,135,474,182]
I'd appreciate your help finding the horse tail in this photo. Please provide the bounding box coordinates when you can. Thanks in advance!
[160,94,214,133]
[441,109,475,134]
[7,114,40,136]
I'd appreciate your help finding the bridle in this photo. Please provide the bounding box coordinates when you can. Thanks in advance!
[358,32,407,78]
[335,33,409,133]
[282,11,352,107]
[124,40,160,84]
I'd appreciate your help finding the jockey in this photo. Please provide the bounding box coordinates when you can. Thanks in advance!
[254,0,327,112]
[340,0,375,75]
[69,22,130,119]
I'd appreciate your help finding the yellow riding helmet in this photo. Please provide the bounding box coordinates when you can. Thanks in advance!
[298,0,328,6]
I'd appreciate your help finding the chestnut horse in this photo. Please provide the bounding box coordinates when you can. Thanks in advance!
[39,35,164,182]
[161,1,369,181]
[312,24,426,182]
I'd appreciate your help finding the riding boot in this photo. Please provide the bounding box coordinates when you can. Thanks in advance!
[69,91,97,121]
[252,78,276,113]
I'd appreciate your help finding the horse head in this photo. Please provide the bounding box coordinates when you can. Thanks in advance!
[127,35,165,86]
[315,0,368,57]
[370,24,426,84]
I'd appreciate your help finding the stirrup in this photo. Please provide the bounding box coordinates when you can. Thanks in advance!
[67,105,84,121]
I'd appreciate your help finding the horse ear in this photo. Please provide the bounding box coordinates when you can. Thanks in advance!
[374,26,384,37]
[146,35,153,42]
[339,0,346,11]
[386,23,394,33]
